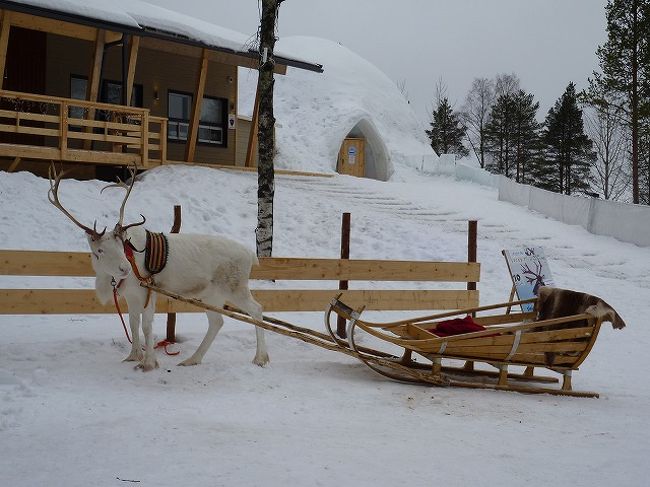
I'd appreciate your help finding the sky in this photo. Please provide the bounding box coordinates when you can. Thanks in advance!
[148,0,609,126]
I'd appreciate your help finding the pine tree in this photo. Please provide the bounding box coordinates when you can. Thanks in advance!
[484,93,515,176]
[594,0,650,203]
[426,97,469,157]
[540,83,596,195]
[511,90,542,184]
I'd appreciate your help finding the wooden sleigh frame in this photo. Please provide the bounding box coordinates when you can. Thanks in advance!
[325,296,605,398]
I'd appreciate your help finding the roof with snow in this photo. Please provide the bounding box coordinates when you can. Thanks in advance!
[239,37,436,180]
[1,0,322,72]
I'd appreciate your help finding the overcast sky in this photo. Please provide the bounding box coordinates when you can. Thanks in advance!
[149,0,609,126]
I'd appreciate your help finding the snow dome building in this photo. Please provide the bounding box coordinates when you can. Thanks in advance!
[238,37,436,181]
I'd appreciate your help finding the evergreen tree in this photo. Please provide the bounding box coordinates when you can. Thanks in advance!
[593,0,650,203]
[426,97,469,157]
[511,90,542,184]
[540,83,596,195]
[484,92,515,176]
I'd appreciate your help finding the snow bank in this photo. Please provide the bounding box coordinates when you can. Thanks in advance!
[239,37,435,178]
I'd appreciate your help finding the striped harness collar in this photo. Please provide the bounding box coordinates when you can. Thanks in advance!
[119,231,169,308]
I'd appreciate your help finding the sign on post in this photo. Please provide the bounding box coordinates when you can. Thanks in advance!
[503,247,554,312]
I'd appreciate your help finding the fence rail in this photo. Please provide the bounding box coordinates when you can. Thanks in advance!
[0,90,167,167]
[0,250,480,314]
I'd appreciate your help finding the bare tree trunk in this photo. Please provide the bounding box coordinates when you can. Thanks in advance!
[256,0,280,258]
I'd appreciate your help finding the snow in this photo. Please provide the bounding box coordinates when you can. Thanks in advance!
[1,164,649,486]
[239,37,435,177]
[11,0,313,65]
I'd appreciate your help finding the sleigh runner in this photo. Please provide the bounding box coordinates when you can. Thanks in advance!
[324,286,625,398]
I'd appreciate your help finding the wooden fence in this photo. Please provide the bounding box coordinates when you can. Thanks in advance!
[0,89,166,167]
[0,250,480,315]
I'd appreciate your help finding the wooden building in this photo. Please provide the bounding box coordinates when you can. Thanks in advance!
[0,0,322,178]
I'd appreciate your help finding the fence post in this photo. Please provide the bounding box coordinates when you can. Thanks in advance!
[337,212,351,338]
[467,220,477,292]
[165,205,182,342]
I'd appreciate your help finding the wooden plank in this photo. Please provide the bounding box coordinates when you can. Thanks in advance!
[185,48,209,162]
[245,83,260,167]
[7,156,20,172]
[64,149,140,164]
[445,342,589,354]
[0,109,60,124]
[68,131,140,144]
[0,123,60,137]
[68,118,142,131]
[0,10,11,90]
[125,36,140,107]
[253,258,480,282]
[0,250,93,276]
[84,28,105,150]
[0,143,59,159]
[8,11,121,43]
[0,289,478,314]
[0,251,480,283]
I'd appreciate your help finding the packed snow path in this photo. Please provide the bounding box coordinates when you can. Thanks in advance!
[0,166,648,487]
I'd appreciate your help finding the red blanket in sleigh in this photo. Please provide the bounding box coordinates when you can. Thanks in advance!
[428,315,486,337]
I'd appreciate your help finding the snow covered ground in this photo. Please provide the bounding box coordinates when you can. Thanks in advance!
[0,165,648,486]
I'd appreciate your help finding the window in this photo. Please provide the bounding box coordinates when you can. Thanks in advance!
[69,76,143,119]
[168,91,226,146]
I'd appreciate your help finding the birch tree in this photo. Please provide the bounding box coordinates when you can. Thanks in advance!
[255,0,281,258]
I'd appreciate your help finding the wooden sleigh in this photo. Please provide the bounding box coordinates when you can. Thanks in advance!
[325,292,618,398]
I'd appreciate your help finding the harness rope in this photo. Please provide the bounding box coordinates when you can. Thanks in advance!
[111,232,179,356]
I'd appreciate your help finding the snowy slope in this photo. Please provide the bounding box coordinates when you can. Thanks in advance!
[239,37,435,176]
[0,165,648,487]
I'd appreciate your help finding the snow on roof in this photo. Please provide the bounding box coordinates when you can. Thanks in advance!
[239,37,435,179]
[7,0,318,68]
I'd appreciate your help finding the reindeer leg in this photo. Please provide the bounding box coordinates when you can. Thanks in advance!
[138,297,159,372]
[241,295,268,366]
[123,310,143,362]
[178,310,224,366]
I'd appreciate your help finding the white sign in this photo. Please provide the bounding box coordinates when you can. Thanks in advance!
[228,114,236,129]
[503,247,554,312]
[347,146,357,165]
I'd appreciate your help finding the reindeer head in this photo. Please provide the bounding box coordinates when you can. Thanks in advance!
[48,164,146,281]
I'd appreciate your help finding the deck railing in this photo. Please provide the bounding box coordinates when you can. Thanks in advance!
[0,90,167,167]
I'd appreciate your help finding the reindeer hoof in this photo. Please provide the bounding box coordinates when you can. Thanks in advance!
[253,354,270,367]
[123,351,144,362]
[178,357,201,366]
[136,358,159,372]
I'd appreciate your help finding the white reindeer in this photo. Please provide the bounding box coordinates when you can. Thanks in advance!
[48,165,268,371]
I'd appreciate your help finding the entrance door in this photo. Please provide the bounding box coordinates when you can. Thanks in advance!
[337,138,365,177]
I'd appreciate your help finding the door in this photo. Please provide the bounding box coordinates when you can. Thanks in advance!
[337,138,365,177]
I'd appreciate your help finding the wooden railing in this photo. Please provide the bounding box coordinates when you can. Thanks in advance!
[0,250,480,315]
[0,90,167,167]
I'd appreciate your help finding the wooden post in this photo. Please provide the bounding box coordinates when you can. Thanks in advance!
[464,219,478,371]
[60,101,68,160]
[245,85,261,167]
[185,48,208,162]
[165,205,182,342]
[0,10,11,90]
[467,220,477,292]
[336,212,351,338]
[84,29,105,150]
[125,35,140,107]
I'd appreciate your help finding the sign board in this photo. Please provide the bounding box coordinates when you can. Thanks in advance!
[347,146,357,165]
[503,247,554,312]
[228,113,236,129]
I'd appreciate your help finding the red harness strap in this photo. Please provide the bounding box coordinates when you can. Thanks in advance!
[111,241,180,356]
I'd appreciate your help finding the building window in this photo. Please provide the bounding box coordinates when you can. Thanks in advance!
[69,75,143,119]
[168,91,226,146]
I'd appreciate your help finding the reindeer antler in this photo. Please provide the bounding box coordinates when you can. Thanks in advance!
[520,261,545,284]
[100,164,146,237]
[48,163,106,239]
